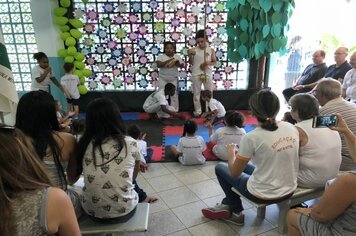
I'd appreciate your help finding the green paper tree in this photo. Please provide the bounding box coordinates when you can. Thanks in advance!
[225,0,295,88]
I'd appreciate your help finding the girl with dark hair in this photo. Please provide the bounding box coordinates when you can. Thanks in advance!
[156,42,184,111]
[169,119,206,165]
[187,29,217,117]
[73,98,147,222]
[207,110,246,160]
[0,125,80,235]
[15,90,82,217]
[202,90,300,226]
[31,52,65,93]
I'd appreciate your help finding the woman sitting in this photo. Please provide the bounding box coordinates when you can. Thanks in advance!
[289,94,342,188]
[0,125,80,235]
[201,90,300,225]
[15,90,82,217]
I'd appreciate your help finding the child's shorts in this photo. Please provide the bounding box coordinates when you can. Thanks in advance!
[67,98,80,105]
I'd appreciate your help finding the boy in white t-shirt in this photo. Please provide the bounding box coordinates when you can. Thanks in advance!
[60,63,80,118]
[143,83,184,119]
[201,90,226,125]
[127,125,153,164]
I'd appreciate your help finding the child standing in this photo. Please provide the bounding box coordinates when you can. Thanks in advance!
[169,120,206,165]
[61,63,80,118]
[188,30,217,117]
[208,110,246,161]
[201,90,226,125]
[156,42,184,111]
[127,125,153,163]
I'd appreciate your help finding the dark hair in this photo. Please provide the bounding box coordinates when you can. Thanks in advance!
[0,125,52,235]
[282,112,297,125]
[201,90,212,99]
[164,83,176,93]
[163,42,176,52]
[182,119,198,136]
[249,90,280,131]
[195,29,207,40]
[72,119,85,135]
[77,98,127,172]
[33,52,48,62]
[224,110,244,128]
[15,91,66,189]
[289,94,319,121]
[63,62,74,73]
[127,125,141,140]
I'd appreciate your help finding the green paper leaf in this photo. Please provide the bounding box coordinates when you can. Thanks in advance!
[259,0,272,13]
[262,25,270,38]
[272,0,283,11]
[240,32,249,43]
[272,38,281,50]
[238,44,248,57]
[240,19,248,31]
[237,0,246,5]
[271,24,281,37]
[239,5,249,18]
[249,0,260,10]
[228,50,241,62]
[271,12,282,24]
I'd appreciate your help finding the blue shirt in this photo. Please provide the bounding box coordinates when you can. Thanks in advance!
[325,61,352,80]
[297,63,327,85]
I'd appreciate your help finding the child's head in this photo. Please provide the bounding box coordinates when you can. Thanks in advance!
[195,30,207,49]
[63,62,75,73]
[164,42,176,56]
[224,110,244,128]
[72,119,86,135]
[282,112,297,125]
[182,119,198,136]
[127,125,141,140]
[164,83,176,96]
[54,100,61,111]
[33,52,49,69]
[201,90,212,102]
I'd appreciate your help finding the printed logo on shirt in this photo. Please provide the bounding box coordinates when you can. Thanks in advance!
[271,136,297,152]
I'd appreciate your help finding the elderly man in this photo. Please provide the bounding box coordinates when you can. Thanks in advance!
[283,50,327,102]
[325,47,352,82]
[314,78,356,170]
[342,51,356,103]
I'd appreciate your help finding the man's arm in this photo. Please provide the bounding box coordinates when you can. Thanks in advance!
[161,105,184,119]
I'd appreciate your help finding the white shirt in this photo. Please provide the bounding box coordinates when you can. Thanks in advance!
[177,135,206,165]
[343,68,356,102]
[296,119,341,188]
[208,98,226,118]
[61,74,80,99]
[210,126,246,160]
[31,65,51,92]
[238,121,299,199]
[157,54,183,82]
[191,46,214,77]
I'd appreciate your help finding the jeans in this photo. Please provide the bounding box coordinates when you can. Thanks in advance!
[215,162,293,213]
[133,180,147,203]
[144,148,153,163]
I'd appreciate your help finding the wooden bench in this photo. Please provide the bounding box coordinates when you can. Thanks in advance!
[79,203,150,235]
[231,187,324,234]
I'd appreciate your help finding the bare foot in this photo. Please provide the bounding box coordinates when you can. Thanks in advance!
[144,195,158,203]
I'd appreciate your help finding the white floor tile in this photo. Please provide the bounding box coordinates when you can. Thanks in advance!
[196,162,218,178]
[171,201,210,228]
[162,162,198,173]
[257,228,286,236]
[173,169,211,185]
[158,186,200,208]
[148,195,169,214]
[145,209,185,236]
[141,163,171,179]
[166,229,192,236]
[147,174,184,192]
[188,220,237,236]
[187,179,224,199]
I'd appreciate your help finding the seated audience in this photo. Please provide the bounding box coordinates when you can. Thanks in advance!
[75,98,155,223]
[283,50,327,102]
[201,90,299,225]
[287,172,356,236]
[314,78,356,170]
[15,90,82,217]
[143,82,184,119]
[207,110,246,161]
[169,119,206,165]
[282,111,297,125]
[127,125,153,163]
[0,124,80,235]
[289,94,341,188]
[342,51,356,103]
[55,100,73,132]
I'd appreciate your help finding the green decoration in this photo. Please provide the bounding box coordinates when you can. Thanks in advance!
[74,52,84,61]
[65,37,76,46]
[60,0,71,8]
[53,7,68,17]
[70,29,83,39]
[79,77,86,85]
[60,32,71,41]
[82,69,93,77]
[54,16,68,26]
[67,46,77,56]
[69,19,84,29]
[60,25,70,32]
[74,61,85,70]
[57,49,67,57]
[82,0,89,3]
[74,70,83,78]
[64,56,74,63]
[78,85,88,95]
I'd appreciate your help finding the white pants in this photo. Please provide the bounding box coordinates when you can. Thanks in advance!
[191,75,213,115]
[143,102,177,118]
[159,78,179,111]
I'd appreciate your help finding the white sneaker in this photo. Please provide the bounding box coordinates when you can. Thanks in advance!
[222,212,245,226]
[201,203,231,219]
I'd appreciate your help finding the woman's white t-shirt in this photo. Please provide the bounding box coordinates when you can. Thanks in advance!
[31,65,51,92]
[157,54,183,82]
[177,135,206,165]
[238,121,299,199]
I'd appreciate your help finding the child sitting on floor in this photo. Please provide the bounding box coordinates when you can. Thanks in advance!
[169,119,206,165]
[55,100,74,132]
[200,90,226,125]
[127,125,153,163]
[207,110,246,161]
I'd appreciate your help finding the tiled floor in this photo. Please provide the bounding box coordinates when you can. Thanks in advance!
[129,161,287,236]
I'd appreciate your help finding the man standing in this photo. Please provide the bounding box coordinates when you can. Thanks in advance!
[283,50,327,102]
[314,78,356,170]
[342,51,356,103]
